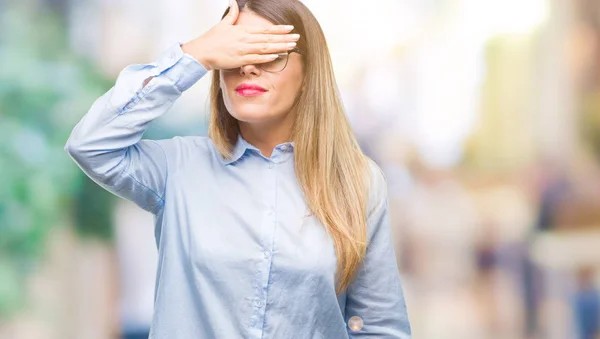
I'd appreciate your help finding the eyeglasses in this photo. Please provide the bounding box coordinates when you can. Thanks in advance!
[223,48,302,73]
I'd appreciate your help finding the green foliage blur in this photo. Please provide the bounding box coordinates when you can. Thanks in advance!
[0,3,116,317]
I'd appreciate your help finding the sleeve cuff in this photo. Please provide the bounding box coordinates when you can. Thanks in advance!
[156,42,208,92]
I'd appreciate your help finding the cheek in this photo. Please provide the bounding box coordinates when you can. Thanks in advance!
[220,74,233,94]
[219,75,239,106]
[281,62,304,99]
[273,72,303,102]
[275,83,299,105]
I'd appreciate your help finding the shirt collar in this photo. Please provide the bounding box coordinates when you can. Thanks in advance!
[221,134,256,165]
[221,134,295,166]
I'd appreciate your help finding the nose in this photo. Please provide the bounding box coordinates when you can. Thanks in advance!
[240,64,261,77]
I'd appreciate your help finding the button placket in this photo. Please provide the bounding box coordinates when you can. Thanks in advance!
[249,157,278,336]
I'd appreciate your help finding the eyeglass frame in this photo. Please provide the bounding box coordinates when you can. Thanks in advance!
[222,47,302,73]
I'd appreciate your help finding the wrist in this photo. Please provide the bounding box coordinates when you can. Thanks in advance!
[181,42,212,71]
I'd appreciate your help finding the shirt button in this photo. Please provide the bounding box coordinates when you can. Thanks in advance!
[348,316,364,331]
[267,209,274,216]
[268,163,274,169]
[255,300,264,307]
[264,251,270,259]
[280,145,287,152]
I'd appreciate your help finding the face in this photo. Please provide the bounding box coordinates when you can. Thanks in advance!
[220,11,304,127]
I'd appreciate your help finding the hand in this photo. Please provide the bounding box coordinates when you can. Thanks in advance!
[182,0,300,71]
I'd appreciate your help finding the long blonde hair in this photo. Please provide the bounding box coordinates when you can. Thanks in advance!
[209,0,370,295]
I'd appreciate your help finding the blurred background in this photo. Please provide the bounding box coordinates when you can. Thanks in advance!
[1,0,600,338]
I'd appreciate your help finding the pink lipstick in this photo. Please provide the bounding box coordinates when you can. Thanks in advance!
[235,83,267,97]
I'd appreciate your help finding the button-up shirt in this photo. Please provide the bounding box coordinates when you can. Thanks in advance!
[65,43,411,338]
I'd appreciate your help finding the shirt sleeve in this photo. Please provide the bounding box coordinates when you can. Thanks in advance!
[64,42,207,214]
[345,162,412,338]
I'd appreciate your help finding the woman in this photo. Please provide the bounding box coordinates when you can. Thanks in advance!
[65,0,411,338]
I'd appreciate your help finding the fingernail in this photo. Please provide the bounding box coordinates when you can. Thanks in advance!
[291,34,300,40]
[287,42,297,48]
[283,25,294,30]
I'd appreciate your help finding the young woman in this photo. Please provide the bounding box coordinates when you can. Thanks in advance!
[65,0,411,337]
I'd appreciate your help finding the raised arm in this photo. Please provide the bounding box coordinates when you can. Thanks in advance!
[65,1,300,214]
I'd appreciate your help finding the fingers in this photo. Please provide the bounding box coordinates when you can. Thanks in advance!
[241,53,280,65]
[245,42,297,55]
[245,25,295,34]
[246,33,301,43]
[222,0,240,25]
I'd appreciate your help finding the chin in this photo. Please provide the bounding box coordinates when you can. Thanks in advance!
[229,105,274,124]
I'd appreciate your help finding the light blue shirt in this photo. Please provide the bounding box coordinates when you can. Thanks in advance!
[65,42,411,339]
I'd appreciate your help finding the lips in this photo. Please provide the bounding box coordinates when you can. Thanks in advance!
[235,83,267,97]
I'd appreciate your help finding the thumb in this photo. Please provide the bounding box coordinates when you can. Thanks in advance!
[222,0,240,25]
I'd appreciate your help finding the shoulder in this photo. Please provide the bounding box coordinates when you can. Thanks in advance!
[152,135,220,169]
[361,158,393,244]
[364,158,389,223]
[153,135,213,154]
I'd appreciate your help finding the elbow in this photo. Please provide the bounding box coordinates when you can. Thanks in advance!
[64,135,80,159]
[64,133,127,183]
[64,128,101,163]
[64,134,87,163]
[64,134,98,174]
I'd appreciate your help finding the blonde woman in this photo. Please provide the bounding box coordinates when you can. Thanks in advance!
[65,0,411,338]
